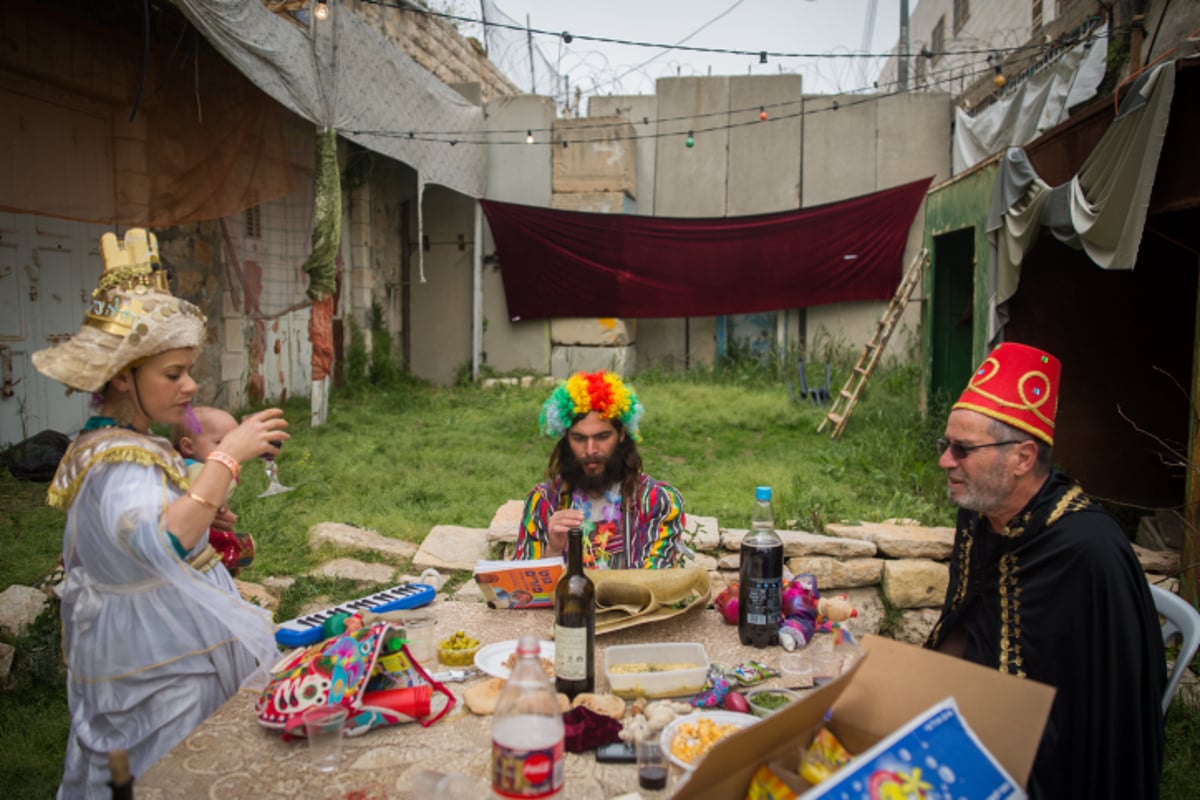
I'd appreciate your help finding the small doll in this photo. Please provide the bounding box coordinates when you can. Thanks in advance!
[817,595,858,646]
[778,573,820,651]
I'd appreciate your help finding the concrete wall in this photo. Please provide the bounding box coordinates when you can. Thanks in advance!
[803,91,952,362]
[481,94,557,375]
[409,184,476,385]
[587,96,659,216]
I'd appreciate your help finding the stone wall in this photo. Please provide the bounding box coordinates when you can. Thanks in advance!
[353,0,518,104]
[484,503,1184,647]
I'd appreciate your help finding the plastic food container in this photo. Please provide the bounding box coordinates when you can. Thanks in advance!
[603,643,709,699]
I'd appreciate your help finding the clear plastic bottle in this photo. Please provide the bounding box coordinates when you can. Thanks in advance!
[491,635,565,799]
[739,485,783,647]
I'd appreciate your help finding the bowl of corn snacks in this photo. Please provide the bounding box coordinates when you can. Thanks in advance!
[660,710,758,771]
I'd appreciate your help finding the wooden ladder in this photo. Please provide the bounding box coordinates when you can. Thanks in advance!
[818,248,929,440]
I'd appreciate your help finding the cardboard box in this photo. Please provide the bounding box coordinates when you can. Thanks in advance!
[806,698,1022,798]
[674,635,1055,800]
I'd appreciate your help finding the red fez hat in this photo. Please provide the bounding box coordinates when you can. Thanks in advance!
[953,342,1061,445]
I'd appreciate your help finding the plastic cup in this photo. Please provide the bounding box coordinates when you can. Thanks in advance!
[403,617,435,663]
[304,706,348,773]
[812,652,843,686]
[637,738,669,792]
[780,651,814,688]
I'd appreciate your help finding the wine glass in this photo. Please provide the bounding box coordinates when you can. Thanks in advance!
[258,439,294,498]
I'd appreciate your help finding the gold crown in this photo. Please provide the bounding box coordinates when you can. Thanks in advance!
[84,229,171,336]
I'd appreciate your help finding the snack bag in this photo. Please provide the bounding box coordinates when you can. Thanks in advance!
[745,764,799,800]
[799,727,853,785]
[256,621,455,739]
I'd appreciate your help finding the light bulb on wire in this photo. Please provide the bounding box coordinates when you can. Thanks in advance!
[526,130,534,144]
[759,106,768,121]
[314,1,329,20]
[685,131,695,148]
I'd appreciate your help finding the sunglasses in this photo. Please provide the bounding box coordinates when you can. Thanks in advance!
[936,438,1025,460]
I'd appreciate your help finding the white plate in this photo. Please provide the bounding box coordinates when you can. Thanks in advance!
[660,710,759,771]
[474,639,556,680]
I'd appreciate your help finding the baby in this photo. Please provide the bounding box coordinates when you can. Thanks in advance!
[173,407,255,576]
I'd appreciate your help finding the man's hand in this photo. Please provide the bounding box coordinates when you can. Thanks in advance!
[547,509,586,554]
[211,505,238,532]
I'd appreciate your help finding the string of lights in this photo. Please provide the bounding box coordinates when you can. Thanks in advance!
[346,57,1002,147]
[358,0,1110,62]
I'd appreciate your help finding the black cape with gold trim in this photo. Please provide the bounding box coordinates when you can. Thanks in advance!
[925,470,1165,799]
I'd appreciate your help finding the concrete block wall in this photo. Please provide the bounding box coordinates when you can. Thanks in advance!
[481,94,557,376]
[586,97,659,216]
[802,90,951,363]
[543,117,640,378]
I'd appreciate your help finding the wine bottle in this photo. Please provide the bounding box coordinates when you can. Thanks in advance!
[108,748,133,800]
[554,526,595,698]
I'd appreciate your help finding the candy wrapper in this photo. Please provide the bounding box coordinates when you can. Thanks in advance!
[744,764,799,800]
[691,665,732,708]
[799,727,853,786]
[722,660,779,687]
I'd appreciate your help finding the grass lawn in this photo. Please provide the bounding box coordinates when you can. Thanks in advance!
[1,360,1196,797]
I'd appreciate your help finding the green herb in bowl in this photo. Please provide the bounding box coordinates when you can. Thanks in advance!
[746,688,801,718]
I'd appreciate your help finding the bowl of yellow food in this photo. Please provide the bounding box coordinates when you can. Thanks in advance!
[661,711,758,771]
[437,630,481,666]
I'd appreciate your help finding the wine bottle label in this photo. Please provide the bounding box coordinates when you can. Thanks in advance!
[554,624,589,680]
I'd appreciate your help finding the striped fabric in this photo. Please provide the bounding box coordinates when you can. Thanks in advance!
[515,474,685,569]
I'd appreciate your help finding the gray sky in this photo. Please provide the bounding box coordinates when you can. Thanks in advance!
[468,0,903,106]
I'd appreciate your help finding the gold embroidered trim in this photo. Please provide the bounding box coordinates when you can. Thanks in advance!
[1046,484,1089,527]
[997,552,1025,677]
[47,429,188,511]
[927,521,975,647]
[48,446,189,510]
[187,544,221,574]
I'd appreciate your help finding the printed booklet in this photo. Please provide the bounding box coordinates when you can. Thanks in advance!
[473,556,564,609]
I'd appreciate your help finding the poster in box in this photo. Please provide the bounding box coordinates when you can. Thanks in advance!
[804,698,1022,799]
[673,635,1055,800]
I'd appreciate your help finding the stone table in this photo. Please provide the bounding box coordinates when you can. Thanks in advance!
[136,599,839,799]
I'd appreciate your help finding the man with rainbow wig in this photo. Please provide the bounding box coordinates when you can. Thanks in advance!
[515,370,686,569]
[925,342,1164,799]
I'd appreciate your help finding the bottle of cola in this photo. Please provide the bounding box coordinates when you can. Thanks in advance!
[738,485,783,647]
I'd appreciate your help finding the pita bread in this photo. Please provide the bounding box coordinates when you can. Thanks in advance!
[570,693,626,719]
[463,678,571,716]
[464,678,504,715]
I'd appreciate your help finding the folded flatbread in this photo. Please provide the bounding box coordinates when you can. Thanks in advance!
[586,567,711,635]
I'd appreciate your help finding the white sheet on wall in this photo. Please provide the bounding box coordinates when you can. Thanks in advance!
[954,38,1108,175]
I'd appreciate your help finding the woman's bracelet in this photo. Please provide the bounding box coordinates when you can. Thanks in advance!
[206,450,241,481]
[186,491,220,512]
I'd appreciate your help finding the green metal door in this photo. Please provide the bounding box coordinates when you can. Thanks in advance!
[930,228,976,401]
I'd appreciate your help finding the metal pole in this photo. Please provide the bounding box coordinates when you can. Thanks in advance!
[472,202,483,381]
[526,14,536,93]
[898,0,910,91]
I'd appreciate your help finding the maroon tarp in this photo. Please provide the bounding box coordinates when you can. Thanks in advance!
[481,177,932,320]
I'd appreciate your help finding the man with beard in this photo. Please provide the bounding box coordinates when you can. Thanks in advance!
[514,370,685,569]
[925,342,1165,799]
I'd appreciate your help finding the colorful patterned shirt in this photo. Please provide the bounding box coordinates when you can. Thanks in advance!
[515,474,686,569]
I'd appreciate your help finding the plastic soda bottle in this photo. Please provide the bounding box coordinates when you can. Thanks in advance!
[739,485,783,647]
[491,635,565,798]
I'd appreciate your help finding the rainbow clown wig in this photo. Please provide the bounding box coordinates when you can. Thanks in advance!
[540,371,645,441]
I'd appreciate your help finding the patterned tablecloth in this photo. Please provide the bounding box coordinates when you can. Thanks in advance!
[136,598,835,799]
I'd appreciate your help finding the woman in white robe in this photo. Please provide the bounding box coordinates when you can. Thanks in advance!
[33,229,287,798]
